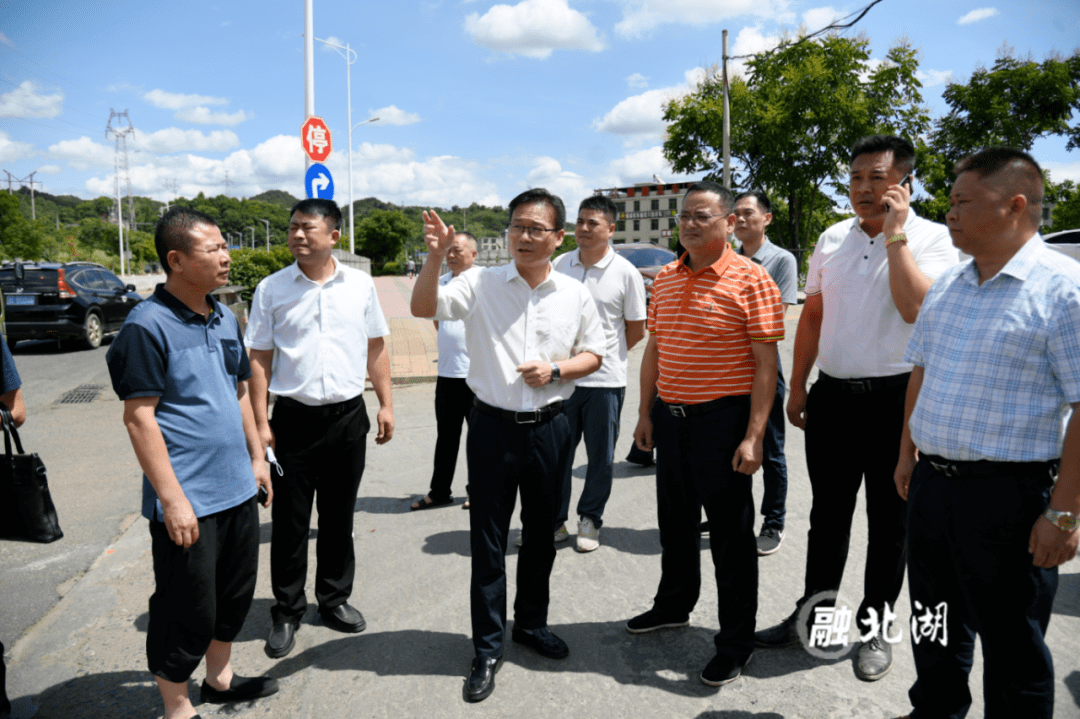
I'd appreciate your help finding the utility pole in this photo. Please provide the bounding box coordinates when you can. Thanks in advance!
[107,109,136,276]
[2,171,41,218]
[247,226,256,250]
[304,0,315,169]
[163,178,179,212]
[722,29,731,189]
[257,218,271,250]
[221,170,233,196]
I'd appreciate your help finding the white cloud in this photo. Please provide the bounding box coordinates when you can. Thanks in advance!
[614,0,791,39]
[36,165,62,175]
[625,73,649,89]
[957,7,998,25]
[369,105,421,126]
[354,142,416,163]
[0,131,35,163]
[1044,159,1080,185]
[321,35,344,50]
[133,128,241,154]
[801,6,840,30]
[143,89,228,110]
[48,136,115,171]
[465,0,607,60]
[175,107,250,126]
[593,67,706,142]
[729,25,782,77]
[0,81,63,119]
[917,69,954,87]
[0,32,15,48]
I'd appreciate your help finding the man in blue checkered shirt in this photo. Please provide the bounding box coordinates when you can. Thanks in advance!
[894,147,1080,719]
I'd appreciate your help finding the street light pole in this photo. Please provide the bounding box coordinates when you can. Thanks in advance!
[257,218,270,250]
[315,36,378,255]
[247,226,256,250]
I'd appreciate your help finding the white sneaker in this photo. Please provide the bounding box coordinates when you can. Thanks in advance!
[514,523,570,547]
[576,518,600,552]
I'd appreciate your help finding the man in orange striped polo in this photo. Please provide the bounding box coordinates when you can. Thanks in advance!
[626,180,785,687]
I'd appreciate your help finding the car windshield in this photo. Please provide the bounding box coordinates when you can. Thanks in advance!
[615,246,676,268]
[1045,230,1080,244]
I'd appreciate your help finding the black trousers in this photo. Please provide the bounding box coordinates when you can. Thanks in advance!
[802,376,908,627]
[466,407,572,658]
[269,396,370,624]
[907,458,1057,719]
[428,376,474,502]
[147,497,259,683]
[651,396,758,663]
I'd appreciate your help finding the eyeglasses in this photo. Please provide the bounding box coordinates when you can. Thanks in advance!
[509,224,558,240]
[678,212,724,226]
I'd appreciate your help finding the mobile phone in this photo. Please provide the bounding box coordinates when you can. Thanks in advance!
[885,174,913,211]
[258,485,269,506]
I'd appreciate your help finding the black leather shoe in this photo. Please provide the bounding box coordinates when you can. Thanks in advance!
[754,609,801,648]
[200,674,279,703]
[319,603,366,633]
[464,656,502,703]
[265,621,298,659]
[511,625,569,659]
[855,634,893,681]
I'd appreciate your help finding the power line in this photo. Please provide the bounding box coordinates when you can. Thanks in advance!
[727,0,885,61]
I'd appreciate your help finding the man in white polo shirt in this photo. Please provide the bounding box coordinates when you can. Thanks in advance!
[550,195,646,552]
[755,135,957,682]
[246,199,394,660]
[410,232,480,510]
[411,188,605,703]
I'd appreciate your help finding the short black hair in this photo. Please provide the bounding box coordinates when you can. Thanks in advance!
[508,188,565,230]
[290,198,342,232]
[955,147,1044,226]
[155,207,218,275]
[684,180,735,214]
[850,135,916,177]
[734,189,773,215]
[578,195,618,225]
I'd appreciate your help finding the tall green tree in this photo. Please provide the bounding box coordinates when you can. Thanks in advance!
[356,209,415,273]
[663,35,930,253]
[0,192,47,260]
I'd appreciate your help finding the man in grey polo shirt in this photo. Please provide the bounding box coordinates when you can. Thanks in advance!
[549,195,646,552]
[727,189,796,556]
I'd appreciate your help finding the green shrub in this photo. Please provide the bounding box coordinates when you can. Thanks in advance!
[228,246,294,301]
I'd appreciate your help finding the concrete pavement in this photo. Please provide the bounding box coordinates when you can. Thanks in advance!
[5,276,1080,718]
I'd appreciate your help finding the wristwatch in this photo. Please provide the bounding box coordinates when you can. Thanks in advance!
[1043,508,1080,532]
[550,363,561,383]
[885,232,908,247]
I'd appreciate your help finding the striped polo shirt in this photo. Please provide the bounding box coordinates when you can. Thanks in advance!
[648,248,784,404]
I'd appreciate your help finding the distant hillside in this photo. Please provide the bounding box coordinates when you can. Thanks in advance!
[15,187,85,209]
[249,190,301,209]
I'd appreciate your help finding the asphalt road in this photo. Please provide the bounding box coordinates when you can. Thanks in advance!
[1,338,143,644]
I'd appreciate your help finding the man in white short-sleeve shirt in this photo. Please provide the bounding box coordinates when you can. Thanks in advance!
[410,232,481,511]
[755,135,957,683]
[411,188,605,703]
[550,195,646,552]
[245,199,393,660]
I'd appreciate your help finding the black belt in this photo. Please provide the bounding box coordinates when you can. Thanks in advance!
[275,394,363,418]
[922,454,1060,479]
[817,371,910,394]
[662,395,746,418]
[472,397,562,424]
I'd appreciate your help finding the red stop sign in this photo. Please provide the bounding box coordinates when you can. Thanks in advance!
[300,116,332,163]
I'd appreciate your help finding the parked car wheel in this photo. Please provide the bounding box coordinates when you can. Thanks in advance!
[82,311,103,349]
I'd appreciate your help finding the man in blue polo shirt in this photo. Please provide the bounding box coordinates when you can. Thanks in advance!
[107,208,277,719]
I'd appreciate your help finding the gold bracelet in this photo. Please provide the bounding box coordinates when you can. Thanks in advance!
[885,232,908,247]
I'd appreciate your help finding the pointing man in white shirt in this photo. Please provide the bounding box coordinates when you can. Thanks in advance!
[411,188,606,703]
[246,199,394,660]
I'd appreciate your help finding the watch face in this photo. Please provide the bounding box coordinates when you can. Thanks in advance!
[1061,515,1080,532]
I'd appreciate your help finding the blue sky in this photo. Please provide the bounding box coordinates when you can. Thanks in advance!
[1,0,1077,219]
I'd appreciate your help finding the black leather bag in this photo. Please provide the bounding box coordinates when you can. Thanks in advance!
[0,407,63,543]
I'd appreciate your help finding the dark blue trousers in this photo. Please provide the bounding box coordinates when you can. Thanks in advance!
[428,376,474,503]
[467,407,572,658]
[759,360,789,529]
[651,396,758,663]
[907,457,1057,719]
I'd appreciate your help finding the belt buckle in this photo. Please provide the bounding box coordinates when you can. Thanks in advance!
[845,379,870,394]
[930,460,959,478]
[514,409,541,424]
[668,404,687,418]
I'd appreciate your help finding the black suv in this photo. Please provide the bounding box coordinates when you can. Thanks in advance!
[0,261,142,350]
